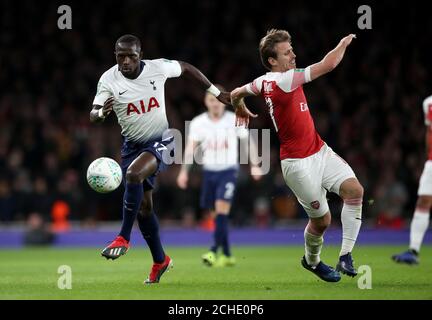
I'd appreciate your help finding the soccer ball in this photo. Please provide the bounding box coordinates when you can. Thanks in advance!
[86,157,123,193]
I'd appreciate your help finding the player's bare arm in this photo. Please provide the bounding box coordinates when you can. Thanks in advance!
[309,34,356,80]
[178,61,231,105]
[230,86,258,127]
[239,134,262,181]
[90,97,114,123]
[177,139,199,189]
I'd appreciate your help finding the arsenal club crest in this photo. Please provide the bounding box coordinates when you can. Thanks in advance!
[310,200,320,210]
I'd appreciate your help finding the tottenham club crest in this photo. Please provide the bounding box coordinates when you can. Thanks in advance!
[310,200,320,210]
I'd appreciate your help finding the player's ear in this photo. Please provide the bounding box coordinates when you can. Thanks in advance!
[268,57,277,67]
[139,51,143,60]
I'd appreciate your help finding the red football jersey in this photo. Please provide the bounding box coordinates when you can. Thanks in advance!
[246,67,324,159]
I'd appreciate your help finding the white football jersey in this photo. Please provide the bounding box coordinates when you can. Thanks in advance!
[93,59,182,143]
[423,95,432,126]
[188,111,249,171]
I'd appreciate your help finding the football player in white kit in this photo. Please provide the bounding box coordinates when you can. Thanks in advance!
[392,95,432,265]
[176,86,261,267]
[90,35,230,284]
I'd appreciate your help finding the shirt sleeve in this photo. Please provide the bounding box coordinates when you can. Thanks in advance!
[245,76,263,96]
[93,75,113,106]
[278,66,312,92]
[157,58,182,78]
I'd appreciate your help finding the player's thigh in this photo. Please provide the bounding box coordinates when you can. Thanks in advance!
[418,161,432,198]
[280,159,329,218]
[127,151,158,181]
[215,170,238,208]
[200,172,216,210]
[322,148,356,196]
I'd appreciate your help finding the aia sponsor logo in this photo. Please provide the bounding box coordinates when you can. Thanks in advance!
[207,139,229,151]
[310,200,320,210]
[127,97,160,115]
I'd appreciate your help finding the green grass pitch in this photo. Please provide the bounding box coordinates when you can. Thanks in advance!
[1,245,431,299]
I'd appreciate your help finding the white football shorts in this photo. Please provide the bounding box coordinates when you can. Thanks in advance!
[280,144,356,218]
[418,160,432,196]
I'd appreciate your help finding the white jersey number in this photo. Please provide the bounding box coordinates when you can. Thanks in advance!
[224,182,235,200]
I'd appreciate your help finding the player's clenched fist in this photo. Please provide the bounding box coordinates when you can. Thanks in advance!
[102,97,115,117]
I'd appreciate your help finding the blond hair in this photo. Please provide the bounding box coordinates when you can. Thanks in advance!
[259,29,292,70]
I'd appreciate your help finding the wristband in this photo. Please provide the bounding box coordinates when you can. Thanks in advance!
[98,108,106,119]
[207,84,221,97]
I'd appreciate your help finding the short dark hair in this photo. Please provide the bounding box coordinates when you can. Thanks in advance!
[115,34,141,52]
[259,29,292,70]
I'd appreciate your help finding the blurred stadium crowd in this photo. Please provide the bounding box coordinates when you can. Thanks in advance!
[0,0,431,229]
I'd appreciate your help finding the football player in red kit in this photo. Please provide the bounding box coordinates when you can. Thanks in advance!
[231,29,363,282]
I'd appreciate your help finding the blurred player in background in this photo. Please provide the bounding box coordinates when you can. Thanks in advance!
[231,29,363,282]
[90,34,230,284]
[392,95,432,265]
[177,85,262,267]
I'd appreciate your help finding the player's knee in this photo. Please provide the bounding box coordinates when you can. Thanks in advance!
[215,200,231,214]
[319,219,331,233]
[310,214,331,234]
[341,180,364,200]
[126,168,142,184]
[416,196,432,210]
[310,223,328,235]
[350,184,363,199]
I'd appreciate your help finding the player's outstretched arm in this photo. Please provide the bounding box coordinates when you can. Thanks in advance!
[178,61,231,105]
[230,86,258,127]
[244,134,263,181]
[176,139,199,189]
[89,97,114,123]
[309,34,356,81]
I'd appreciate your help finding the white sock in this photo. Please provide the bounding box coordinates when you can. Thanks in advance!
[340,198,362,256]
[304,229,323,267]
[409,209,430,253]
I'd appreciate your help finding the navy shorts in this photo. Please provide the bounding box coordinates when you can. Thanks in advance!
[200,168,238,210]
[121,136,174,191]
